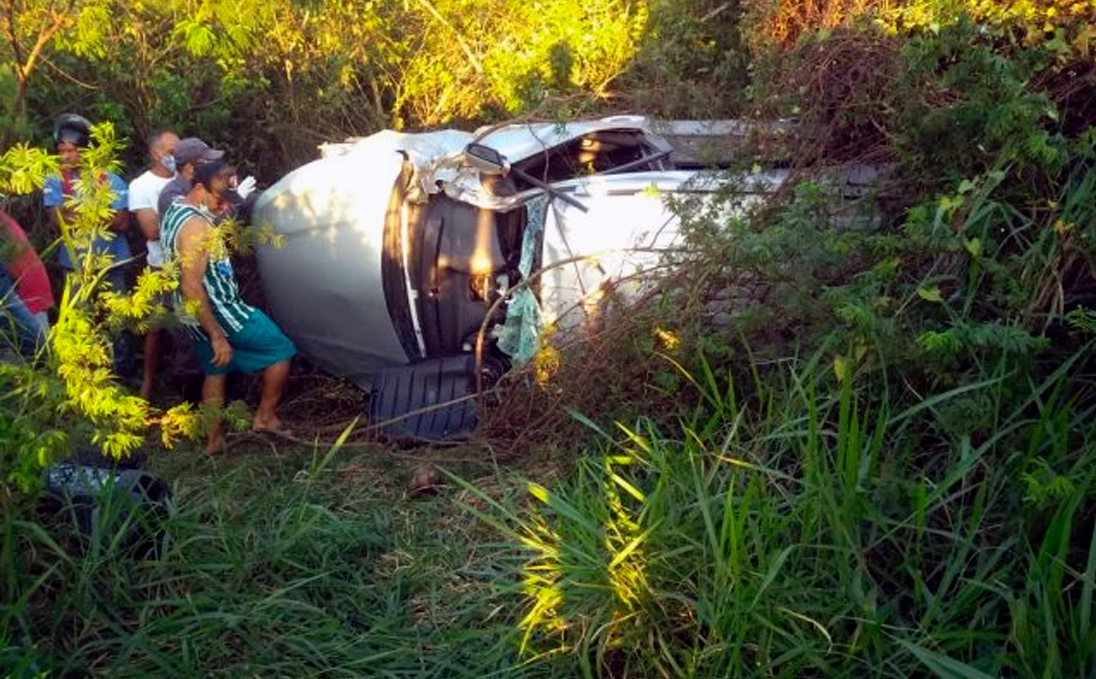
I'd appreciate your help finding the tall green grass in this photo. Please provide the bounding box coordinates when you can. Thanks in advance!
[464,347,1096,678]
[3,353,1094,678]
[3,355,1094,679]
[0,446,544,679]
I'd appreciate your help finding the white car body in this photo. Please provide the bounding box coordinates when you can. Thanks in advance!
[252,116,793,389]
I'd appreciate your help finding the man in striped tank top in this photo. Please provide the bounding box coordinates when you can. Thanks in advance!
[161,149,296,453]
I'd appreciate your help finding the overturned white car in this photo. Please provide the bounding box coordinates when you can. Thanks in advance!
[252,116,875,438]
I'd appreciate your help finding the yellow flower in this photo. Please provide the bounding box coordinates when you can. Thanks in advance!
[654,327,680,351]
[534,345,561,386]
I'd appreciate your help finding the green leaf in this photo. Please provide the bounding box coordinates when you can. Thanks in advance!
[527,482,550,504]
[898,639,997,679]
[964,237,982,258]
[179,19,216,57]
[917,287,944,303]
[833,354,851,383]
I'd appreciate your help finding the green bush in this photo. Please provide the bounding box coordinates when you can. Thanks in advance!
[467,17,1096,677]
[0,125,201,491]
[474,347,1096,678]
[8,0,715,178]
[0,447,536,679]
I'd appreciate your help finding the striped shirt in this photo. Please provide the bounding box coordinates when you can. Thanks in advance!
[160,203,254,335]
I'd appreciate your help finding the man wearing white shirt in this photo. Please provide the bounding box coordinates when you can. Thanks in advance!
[128,128,179,399]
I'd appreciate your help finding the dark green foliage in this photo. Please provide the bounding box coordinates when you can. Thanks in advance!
[474,18,1096,677]
[894,19,1064,184]
[488,351,1096,678]
[1,451,533,679]
[3,3,1096,679]
[620,0,752,117]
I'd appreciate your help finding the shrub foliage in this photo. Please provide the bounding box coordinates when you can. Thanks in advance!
[2,1,1096,678]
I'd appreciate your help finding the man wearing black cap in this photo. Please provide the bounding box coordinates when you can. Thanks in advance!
[156,137,256,401]
[160,149,295,453]
[158,137,256,219]
[157,137,221,217]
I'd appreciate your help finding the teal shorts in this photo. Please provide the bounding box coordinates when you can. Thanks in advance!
[194,309,296,375]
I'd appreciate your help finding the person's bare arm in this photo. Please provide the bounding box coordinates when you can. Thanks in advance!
[177,217,233,367]
[47,206,62,232]
[131,207,159,241]
[109,209,130,233]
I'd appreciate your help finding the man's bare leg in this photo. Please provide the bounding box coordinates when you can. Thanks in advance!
[139,330,162,400]
[252,358,291,432]
[202,372,228,453]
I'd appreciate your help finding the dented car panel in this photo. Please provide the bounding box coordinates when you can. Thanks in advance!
[253,116,792,390]
[253,133,408,386]
[538,168,789,332]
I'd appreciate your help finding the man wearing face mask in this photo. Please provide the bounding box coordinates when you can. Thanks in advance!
[128,128,179,399]
[157,137,257,219]
[161,151,296,453]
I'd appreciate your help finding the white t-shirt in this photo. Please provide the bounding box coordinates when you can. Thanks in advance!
[128,169,176,268]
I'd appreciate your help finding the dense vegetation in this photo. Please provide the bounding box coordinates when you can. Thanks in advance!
[3,0,1096,677]
[0,0,748,178]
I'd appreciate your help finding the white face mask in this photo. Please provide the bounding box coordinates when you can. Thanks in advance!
[161,154,177,173]
[197,187,217,216]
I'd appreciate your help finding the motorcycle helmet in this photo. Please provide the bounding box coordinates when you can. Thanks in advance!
[53,113,93,149]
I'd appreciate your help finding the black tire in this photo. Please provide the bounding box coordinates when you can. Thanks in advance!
[41,464,174,559]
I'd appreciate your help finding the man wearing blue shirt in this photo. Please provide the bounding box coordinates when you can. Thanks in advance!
[43,113,134,377]
[43,114,132,275]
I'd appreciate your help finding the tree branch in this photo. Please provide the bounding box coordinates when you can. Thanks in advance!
[411,0,483,76]
[7,0,77,134]
[20,0,76,82]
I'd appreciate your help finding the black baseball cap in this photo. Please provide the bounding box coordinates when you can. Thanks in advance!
[174,137,224,166]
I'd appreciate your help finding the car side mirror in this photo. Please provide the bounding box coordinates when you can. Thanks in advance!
[465,141,588,213]
[464,143,509,175]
